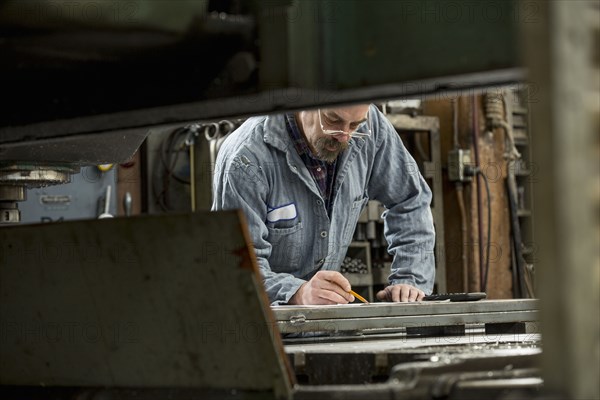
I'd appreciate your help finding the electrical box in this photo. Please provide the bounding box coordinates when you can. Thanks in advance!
[448,149,473,182]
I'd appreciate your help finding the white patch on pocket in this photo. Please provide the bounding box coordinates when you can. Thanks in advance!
[266,203,297,223]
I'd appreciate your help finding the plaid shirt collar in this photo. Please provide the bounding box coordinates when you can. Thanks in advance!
[285,113,314,159]
[285,113,338,211]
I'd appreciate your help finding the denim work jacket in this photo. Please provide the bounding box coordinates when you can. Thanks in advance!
[212,106,435,305]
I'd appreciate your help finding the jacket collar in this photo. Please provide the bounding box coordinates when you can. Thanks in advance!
[262,114,367,198]
[262,114,292,152]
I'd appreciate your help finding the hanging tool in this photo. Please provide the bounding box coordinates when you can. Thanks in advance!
[123,191,132,217]
[98,185,113,219]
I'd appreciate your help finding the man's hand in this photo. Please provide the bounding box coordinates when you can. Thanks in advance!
[376,284,425,302]
[289,271,355,305]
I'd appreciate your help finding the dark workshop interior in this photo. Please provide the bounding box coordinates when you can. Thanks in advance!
[0,1,598,399]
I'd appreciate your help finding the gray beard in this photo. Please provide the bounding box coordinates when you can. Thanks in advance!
[315,136,348,164]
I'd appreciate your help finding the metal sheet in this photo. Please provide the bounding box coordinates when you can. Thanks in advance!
[273,299,538,320]
[273,300,538,335]
[278,311,537,335]
[285,333,540,354]
[0,129,148,165]
[0,211,293,398]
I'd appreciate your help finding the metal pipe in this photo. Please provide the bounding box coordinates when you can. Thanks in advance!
[453,99,469,291]
[456,183,469,292]
[189,141,196,212]
[471,95,485,292]
[452,98,459,149]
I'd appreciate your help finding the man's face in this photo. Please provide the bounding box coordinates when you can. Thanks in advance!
[296,105,370,163]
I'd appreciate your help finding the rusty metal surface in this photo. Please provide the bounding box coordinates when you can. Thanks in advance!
[0,210,292,398]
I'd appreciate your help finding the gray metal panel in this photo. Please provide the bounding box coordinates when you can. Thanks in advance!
[0,130,148,165]
[287,0,519,89]
[0,211,293,398]
[273,299,538,321]
[285,333,541,354]
[18,166,117,223]
[273,300,539,334]
[277,310,538,335]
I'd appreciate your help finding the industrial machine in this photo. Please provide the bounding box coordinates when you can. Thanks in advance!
[0,1,598,399]
[0,210,541,400]
[280,302,541,399]
[0,0,523,224]
[0,132,146,223]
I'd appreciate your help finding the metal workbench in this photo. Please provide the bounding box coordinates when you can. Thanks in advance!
[275,300,542,398]
[273,299,538,336]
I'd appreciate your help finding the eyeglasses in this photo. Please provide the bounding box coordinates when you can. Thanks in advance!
[318,109,372,138]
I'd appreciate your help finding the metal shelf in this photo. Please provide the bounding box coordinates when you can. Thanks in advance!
[344,241,373,301]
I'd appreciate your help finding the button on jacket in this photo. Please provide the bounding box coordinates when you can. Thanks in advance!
[212,105,435,305]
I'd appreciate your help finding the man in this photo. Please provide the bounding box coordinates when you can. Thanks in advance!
[212,104,435,305]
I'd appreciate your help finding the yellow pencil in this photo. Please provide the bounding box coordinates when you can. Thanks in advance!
[349,289,369,304]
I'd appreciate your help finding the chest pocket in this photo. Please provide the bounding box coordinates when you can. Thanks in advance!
[342,197,369,245]
[267,222,303,273]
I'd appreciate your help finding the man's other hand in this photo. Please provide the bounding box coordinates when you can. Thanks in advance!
[289,271,355,305]
[376,284,425,302]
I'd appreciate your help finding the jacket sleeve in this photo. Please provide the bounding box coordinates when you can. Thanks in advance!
[366,108,436,294]
[212,147,306,305]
